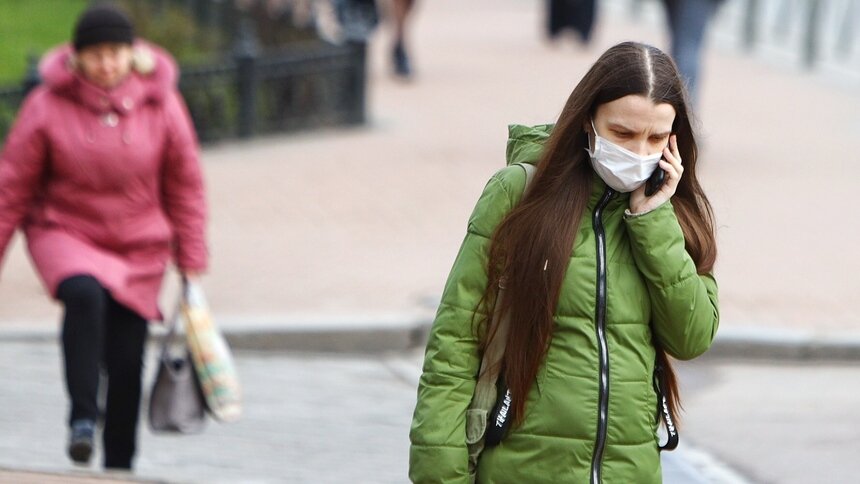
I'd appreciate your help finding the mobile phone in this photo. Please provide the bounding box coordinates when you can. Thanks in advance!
[644,166,665,197]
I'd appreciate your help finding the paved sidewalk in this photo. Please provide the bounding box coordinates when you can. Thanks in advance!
[0,342,749,484]
[9,342,858,483]
[676,356,860,484]
[0,469,160,483]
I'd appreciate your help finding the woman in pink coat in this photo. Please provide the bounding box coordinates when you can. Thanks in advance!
[0,5,207,470]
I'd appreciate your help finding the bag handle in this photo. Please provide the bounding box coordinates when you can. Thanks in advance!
[165,275,199,350]
[158,280,189,364]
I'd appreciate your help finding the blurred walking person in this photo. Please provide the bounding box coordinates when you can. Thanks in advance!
[546,0,597,45]
[662,0,725,103]
[317,0,415,78]
[390,0,417,78]
[0,4,207,471]
[410,42,718,482]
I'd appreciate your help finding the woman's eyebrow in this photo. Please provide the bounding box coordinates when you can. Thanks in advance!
[606,122,634,132]
[607,122,671,137]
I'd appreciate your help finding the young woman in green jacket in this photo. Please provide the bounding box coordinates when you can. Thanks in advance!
[410,42,719,483]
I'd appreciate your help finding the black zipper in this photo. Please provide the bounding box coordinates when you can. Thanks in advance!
[590,187,615,484]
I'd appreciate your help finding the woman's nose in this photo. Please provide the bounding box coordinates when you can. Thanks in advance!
[632,140,650,156]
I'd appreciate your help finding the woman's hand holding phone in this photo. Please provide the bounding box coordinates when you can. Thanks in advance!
[629,134,683,214]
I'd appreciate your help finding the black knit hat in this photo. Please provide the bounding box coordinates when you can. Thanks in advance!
[73,4,135,51]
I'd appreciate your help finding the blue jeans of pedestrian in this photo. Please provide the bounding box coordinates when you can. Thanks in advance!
[663,0,720,103]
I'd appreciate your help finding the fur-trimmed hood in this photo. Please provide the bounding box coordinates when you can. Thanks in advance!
[38,40,179,114]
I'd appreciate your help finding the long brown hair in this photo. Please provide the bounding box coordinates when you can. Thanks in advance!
[477,42,717,427]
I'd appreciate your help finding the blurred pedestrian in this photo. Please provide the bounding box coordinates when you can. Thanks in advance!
[0,4,207,471]
[662,0,725,103]
[546,0,597,45]
[327,0,380,44]
[390,0,417,78]
[409,42,718,482]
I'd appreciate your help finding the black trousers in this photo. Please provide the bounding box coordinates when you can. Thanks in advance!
[58,275,148,469]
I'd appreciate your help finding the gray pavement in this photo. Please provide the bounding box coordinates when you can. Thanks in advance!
[0,342,416,484]
[1,341,753,484]
[9,340,857,484]
[677,356,860,484]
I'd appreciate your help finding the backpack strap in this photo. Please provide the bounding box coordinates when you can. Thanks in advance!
[466,163,538,476]
[473,163,537,395]
[519,163,537,194]
[466,278,509,475]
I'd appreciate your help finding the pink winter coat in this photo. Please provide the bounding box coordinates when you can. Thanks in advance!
[0,42,208,321]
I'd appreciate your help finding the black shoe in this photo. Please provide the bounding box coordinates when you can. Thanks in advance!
[68,419,95,465]
[393,42,412,78]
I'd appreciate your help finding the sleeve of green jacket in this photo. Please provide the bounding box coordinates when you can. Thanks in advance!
[409,169,522,483]
[624,201,720,360]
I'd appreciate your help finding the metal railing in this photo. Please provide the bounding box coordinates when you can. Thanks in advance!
[178,39,366,143]
[0,88,26,145]
[137,0,319,49]
[0,27,367,146]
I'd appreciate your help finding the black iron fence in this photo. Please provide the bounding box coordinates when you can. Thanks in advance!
[0,87,26,145]
[180,39,366,143]
[0,38,366,146]
[130,0,320,51]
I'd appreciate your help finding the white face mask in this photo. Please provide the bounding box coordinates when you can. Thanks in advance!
[586,120,663,193]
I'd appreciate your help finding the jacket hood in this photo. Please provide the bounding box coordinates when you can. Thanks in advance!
[506,124,554,166]
[38,40,178,113]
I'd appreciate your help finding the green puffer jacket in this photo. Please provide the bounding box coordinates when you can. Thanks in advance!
[409,124,719,483]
